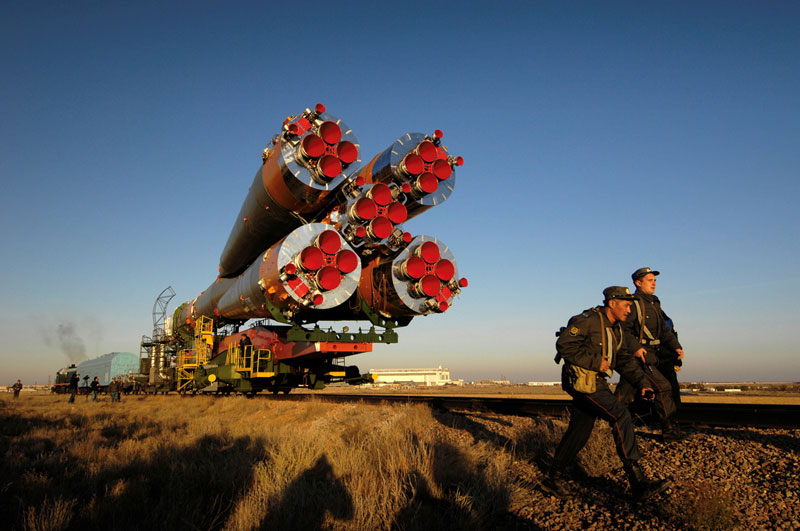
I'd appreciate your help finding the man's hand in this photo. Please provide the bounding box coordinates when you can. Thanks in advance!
[600,359,611,373]
[675,348,684,360]
[641,387,655,400]
[634,347,647,362]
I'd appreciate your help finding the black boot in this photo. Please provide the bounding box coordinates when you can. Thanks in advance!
[539,467,570,499]
[624,461,671,501]
[661,419,686,442]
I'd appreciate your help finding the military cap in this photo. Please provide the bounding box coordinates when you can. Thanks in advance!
[632,267,660,282]
[603,286,636,302]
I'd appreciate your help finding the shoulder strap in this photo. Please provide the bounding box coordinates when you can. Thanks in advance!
[592,308,614,376]
[634,298,656,342]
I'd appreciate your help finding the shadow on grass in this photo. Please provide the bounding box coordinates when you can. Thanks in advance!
[393,441,541,531]
[257,454,353,530]
[430,409,514,449]
[0,411,269,530]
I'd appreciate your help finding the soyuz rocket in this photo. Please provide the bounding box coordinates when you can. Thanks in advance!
[161,104,467,394]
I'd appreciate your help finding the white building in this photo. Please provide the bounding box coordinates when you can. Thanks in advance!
[369,366,454,386]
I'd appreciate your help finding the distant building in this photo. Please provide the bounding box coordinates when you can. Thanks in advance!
[369,366,455,386]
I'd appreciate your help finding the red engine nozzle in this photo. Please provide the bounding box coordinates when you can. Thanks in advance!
[367,216,393,240]
[432,159,452,180]
[415,241,441,264]
[434,259,455,282]
[413,172,438,195]
[316,266,342,291]
[317,155,342,180]
[400,153,424,176]
[337,141,358,165]
[350,197,377,221]
[417,140,438,163]
[368,183,393,206]
[387,202,408,224]
[319,121,342,145]
[298,134,326,162]
[399,256,426,280]
[299,246,324,271]
[335,249,359,274]
[410,274,441,298]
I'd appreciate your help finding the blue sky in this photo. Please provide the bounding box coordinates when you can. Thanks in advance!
[2,1,798,385]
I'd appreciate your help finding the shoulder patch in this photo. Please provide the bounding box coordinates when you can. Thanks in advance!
[569,326,579,336]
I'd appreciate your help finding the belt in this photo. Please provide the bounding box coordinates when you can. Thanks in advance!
[640,339,661,346]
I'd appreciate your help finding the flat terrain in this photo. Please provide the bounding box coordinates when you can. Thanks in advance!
[3,393,796,530]
[311,383,800,405]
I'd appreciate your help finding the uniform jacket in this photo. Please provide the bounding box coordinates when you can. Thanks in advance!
[557,307,648,389]
[622,290,682,364]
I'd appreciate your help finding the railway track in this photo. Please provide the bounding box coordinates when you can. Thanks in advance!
[272,393,800,429]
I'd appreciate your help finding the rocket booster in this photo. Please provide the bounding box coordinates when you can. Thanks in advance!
[358,235,466,317]
[176,224,362,325]
[218,105,360,278]
[355,131,463,221]
[174,104,467,335]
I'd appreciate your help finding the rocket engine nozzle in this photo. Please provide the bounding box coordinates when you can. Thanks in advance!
[217,104,360,278]
[354,131,460,221]
[353,235,466,318]
[213,223,363,321]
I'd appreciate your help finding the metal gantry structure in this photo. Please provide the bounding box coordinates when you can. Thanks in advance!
[139,286,178,391]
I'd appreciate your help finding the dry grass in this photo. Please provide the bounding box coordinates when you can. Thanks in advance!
[659,480,738,531]
[0,395,529,530]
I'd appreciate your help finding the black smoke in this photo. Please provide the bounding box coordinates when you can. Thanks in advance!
[43,321,88,363]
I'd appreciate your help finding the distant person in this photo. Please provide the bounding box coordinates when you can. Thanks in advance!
[90,376,100,402]
[68,373,79,403]
[616,267,685,441]
[239,333,252,367]
[541,287,670,501]
[239,333,252,352]
[109,377,121,403]
[12,380,22,399]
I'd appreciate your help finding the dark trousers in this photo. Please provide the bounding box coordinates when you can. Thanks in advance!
[553,379,642,467]
[656,359,682,408]
[68,389,77,403]
[615,363,676,424]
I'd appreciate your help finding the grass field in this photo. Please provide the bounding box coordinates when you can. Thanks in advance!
[2,391,795,530]
[1,394,531,530]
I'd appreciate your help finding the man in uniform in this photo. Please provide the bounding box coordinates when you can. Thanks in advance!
[12,380,22,399]
[541,287,671,501]
[90,376,100,402]
[68,372,79,403]
[616,267,684,441]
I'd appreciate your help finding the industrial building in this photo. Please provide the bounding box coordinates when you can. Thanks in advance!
[369,366,456,386]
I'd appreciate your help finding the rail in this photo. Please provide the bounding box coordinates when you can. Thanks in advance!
[266,393,800,429]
